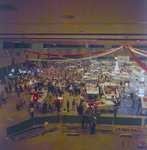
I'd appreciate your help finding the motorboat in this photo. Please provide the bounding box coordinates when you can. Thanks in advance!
[110,71,130,80]
[31,90,48,104]
[86,86,99,95]
[84,85,114,110]
[100,82,119,100]
[86,99,114,110]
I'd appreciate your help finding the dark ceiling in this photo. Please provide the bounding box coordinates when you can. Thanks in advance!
[0,0,147,45]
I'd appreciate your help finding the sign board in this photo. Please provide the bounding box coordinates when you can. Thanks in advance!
[141,97,147,109]
[138,87,145,97]
[117,56,129,63]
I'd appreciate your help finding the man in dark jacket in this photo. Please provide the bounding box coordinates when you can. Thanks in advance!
[43,101,47,113]
[56,99,60,112]
[67,99,69,112]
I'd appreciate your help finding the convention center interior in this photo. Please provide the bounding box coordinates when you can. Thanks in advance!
[1,0,147,149]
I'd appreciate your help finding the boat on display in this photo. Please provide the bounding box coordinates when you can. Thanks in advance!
[131,70,147,82]
[85,86,114,110]
[86,85,114,110]
[100,82,119,100]
[86,99,114,110]
[31,90,48,104]
[86,86,99,95]
[109,71,130,80]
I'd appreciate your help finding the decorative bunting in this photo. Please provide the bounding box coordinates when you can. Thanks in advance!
[14,46,122,62]
[126,44,147,72]
[113,46,126,56]
[22,46,121,57]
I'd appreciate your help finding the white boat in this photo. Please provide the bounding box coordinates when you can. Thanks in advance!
[86,99,114,110]
[86,86,99,95]
[100,82,119,100]
[31,90,48,104]
[85,85,114,110]
[110,71,130,79]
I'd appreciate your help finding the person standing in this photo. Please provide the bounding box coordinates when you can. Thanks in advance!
[67,99,69,112]
[137,98,141,115]
[76,99,79,109]
[85,110,91,130]
[15,82,17,93]
[5,84,9,94]
[56,99,60,112]
[113,106,117,118]
[91,116,97,134]
[9,81,12,93]
[94,103,98,114]
[72,99,75,110]
[17,85,20,98]
[30,107,34,118]
[43,101,47,113]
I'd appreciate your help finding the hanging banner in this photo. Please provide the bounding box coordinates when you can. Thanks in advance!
[117,56,129,62]
[131,47,147,56]
[113,46,126,56]
[126,44,147,72]
[13,46,123,62]
[130,47,147,57]
[23,46,122,57]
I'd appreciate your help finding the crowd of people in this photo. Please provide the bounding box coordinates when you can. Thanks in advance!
[0,61,143,120]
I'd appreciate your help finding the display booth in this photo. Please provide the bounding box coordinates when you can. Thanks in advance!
[141,97,147,114]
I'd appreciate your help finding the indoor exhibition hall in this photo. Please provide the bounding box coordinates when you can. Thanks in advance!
[0,0,147,150]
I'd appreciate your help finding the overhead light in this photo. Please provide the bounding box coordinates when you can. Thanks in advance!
[60,15,75,19]
[139,22,147,24]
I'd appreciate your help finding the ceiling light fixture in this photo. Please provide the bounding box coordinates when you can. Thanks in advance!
[60,15,75,19]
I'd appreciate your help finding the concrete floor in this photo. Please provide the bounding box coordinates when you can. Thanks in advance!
[0,89,147,150]
[1,123,147,150]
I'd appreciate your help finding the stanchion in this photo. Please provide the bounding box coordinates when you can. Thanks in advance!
[124,94,127,101]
